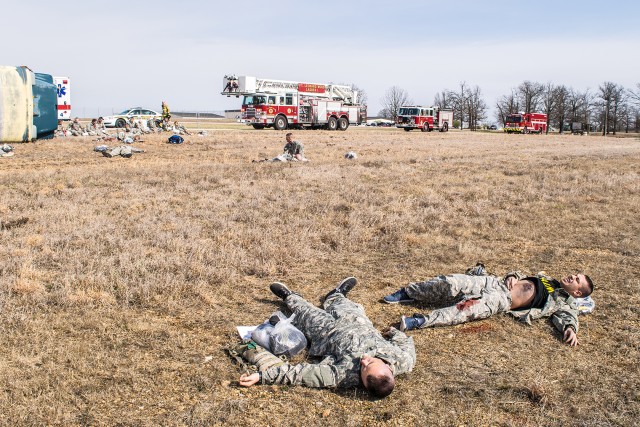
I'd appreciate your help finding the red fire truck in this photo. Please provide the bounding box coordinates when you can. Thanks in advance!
[221,75,366,130]
[503,112,547,133]
[395,106,453,132]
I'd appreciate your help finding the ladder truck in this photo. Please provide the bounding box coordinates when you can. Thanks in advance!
[221,75,366,130]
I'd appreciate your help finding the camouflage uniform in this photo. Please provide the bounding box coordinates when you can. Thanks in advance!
[96,119,110,136]
[67,119,86,136]
[128,119,143,135]
[406,272,580,333]
[283,140,304,160]
[102,145,145,158]
[147,118,160,133]
[86,121,98,136]
[243,293,415,389]
[173,122,190,135]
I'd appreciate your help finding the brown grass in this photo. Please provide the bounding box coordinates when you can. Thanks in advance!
[0,128,639,426]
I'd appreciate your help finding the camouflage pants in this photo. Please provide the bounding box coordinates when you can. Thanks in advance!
[286,294,372,357]
[406,274,511,328]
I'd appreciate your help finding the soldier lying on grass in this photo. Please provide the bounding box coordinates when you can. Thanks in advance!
[235,277,415,398]
[383,267,593,346]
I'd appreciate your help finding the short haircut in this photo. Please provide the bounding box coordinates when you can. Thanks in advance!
[285,132,293,138]
[366,373,395,398]
[583,275,594,297]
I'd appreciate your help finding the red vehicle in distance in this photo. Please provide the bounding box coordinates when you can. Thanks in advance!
[503,112,547,134]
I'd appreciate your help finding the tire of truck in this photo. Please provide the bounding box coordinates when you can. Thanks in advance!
[327,116,338,131]
[252,124,265,130]
[421,123,430,132]
[116,118,126,128]
[404,128,412,132]
[274,115,288,130]
[441,122,449,132]
[523,127,529,134]
[337,117,349,131]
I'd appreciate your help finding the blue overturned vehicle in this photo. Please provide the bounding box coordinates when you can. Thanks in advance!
[0,65,59,142]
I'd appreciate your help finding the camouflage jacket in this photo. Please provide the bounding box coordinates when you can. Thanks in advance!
[503,271,580,333]
[260,326,415,389]
[283,141,304,156]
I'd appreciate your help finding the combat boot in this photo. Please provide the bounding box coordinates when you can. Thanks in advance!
[323,277,358,301]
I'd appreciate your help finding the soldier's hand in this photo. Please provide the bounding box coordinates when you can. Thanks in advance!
[563,328,579,346]
[382,327,397,338]
[239,372,260,387]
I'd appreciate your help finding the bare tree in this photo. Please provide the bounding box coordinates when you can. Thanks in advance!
[350,83,368,106]
[448,82,468,128]
[379,86,411,121]
[598,82,625,135]
[466,85,487,130]
[495,90,519,126]
[553,85,569,133]
[433,90,454,110]
[580,90,594,133]
[517,81,544,113]
[541,82,555,134]
[628,83,640,107]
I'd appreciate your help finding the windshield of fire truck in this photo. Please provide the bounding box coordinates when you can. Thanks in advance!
[399,108,419,116]
[506,115,522,123]
[243,95,268,105]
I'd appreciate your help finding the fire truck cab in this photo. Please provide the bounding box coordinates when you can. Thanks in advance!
[504,112,547,134]
[396,106,453,132]
[221,75,366,130]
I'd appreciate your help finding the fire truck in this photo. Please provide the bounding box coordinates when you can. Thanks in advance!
[395,106,453,132]
[221,75,366,130]
[503,112,547,134]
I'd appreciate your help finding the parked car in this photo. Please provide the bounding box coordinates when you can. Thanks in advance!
[102,107,162,128]
[488,124,497,130]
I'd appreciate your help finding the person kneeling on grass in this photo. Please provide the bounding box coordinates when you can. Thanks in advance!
[235,277,415,398]
[281,132,308,161]
[383,266,593,346]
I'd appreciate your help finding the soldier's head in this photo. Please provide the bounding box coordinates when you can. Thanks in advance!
[560,273,593,298]
[91,118,97,124]
[360,355,395,398]
[98,117,104,123]
[285,133,293,143]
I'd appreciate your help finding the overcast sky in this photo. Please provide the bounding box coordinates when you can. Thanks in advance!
[3,0,638,119]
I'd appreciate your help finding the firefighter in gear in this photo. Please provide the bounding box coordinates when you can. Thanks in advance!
[161,101,171,121]
[236,278,416,398]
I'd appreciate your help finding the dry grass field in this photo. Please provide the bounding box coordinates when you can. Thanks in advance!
[1,128,638,426]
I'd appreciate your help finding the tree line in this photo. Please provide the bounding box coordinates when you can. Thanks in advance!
[377,82,640,134]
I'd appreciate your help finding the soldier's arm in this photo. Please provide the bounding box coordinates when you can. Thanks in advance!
[384,328,416,373]
[261,362,339,388]
[503,270,524,281]
[551,306,579,334]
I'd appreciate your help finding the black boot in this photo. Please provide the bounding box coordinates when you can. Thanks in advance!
[324,277,358,301]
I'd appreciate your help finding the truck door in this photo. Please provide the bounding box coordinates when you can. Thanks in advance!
[316,101,327,124]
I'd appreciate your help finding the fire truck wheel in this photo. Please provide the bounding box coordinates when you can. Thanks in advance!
[251,124,265,130]
[337,117,349,131]
[327,116,338,131]
[441,122,449,132]
[274,115,288,130]
[421,123,430,132]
